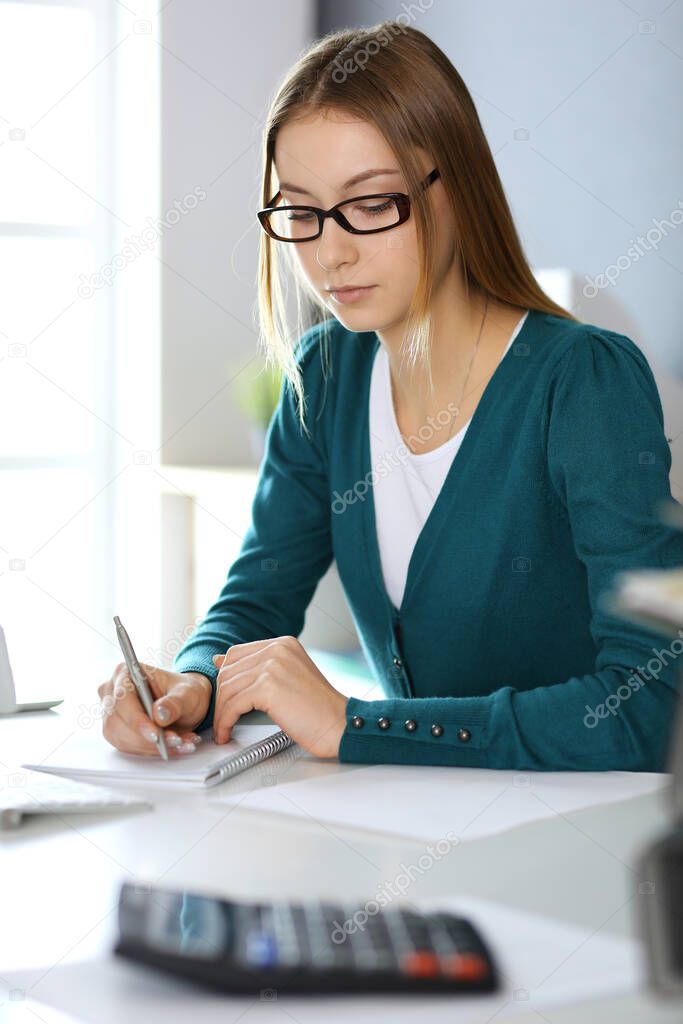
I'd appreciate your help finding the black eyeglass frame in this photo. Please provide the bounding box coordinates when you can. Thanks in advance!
[257,167,440,242]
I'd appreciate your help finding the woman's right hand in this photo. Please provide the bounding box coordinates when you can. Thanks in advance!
[97,663,213,756]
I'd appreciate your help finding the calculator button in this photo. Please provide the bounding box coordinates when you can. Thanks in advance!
[244,931,277,967]
[397,910,435,951]
[320,905,353,944]
[400,951,442,977]
[438,914,476,946]
[364,912,394,953]
[304,903,344,968]
[290,905,312,960]
[264,904,303,966]
[441,952,490,981]
[329,942,356,967]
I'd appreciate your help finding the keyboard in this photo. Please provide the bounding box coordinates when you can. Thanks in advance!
[115,881,500,994]
[0,768,151,828]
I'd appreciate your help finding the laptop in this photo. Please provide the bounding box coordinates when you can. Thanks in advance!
[0,625,63,714]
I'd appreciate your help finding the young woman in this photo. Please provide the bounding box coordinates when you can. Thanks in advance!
[100,22,683,771]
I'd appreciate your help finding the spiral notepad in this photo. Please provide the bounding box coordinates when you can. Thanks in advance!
[22,722,298,787]
[203,728,295,787]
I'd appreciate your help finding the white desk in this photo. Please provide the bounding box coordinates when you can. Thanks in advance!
[0,705,681,1023]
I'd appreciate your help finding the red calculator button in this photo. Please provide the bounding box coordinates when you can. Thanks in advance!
[400,951,442,977]
[441,952,489,981]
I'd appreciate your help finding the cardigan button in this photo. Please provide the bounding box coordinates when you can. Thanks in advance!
[430,723,444,738]
[404,719,417,732]
[458,728,471,742]
[351,715,365,729]
[377,716,391,730]
[392,655,403,668]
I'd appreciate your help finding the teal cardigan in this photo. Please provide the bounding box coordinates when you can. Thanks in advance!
[173,310,683,771]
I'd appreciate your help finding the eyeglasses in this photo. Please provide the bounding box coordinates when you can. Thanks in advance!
[257,167,440,242]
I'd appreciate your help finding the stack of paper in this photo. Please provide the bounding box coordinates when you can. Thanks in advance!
[598,492,683,637]
[605,566,683,637]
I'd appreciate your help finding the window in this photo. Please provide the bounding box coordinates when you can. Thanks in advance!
[0,1,161,713]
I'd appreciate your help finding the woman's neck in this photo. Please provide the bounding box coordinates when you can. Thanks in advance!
[377,275,524,432]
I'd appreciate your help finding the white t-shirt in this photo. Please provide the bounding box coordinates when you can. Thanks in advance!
[369,311,529,610]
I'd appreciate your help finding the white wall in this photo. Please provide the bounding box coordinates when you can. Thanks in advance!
[160,0,315,468]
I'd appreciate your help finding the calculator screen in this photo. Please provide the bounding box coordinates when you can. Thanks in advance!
[142,889,231,960]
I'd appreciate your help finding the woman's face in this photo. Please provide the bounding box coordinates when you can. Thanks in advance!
[272,109,455,335]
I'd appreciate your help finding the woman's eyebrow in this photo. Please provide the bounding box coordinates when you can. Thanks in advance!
[278,168,401,196]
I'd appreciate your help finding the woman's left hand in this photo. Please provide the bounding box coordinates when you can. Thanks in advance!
[211,636,349,759]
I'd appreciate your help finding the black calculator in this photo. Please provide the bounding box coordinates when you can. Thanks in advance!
[114,881,499,995]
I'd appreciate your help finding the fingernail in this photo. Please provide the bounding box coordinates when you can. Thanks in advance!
[156,705,170,723]
[166,734,183,747]
[178,742,196,754]
[190,734,202,744]
[142,727,158,743]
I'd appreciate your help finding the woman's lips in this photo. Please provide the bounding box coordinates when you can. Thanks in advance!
[328,285,377,304]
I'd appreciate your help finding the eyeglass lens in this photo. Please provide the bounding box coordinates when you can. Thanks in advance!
[264,196,401,240]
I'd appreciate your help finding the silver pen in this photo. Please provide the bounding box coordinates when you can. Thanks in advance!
[113,615,169,761]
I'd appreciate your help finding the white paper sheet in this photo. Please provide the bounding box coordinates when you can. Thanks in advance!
[208,763,669,843]
[21,723,283,785]
[0,897,643,1023]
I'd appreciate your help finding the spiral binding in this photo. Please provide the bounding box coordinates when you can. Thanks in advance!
[206,730,296,785]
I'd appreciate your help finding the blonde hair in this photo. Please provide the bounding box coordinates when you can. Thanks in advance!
[256,21,579,435]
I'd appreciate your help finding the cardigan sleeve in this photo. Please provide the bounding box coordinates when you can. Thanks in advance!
[338,327,683,772]
[171,328,334,731]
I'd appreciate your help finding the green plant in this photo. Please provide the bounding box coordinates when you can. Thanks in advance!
[234,361,283,430]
